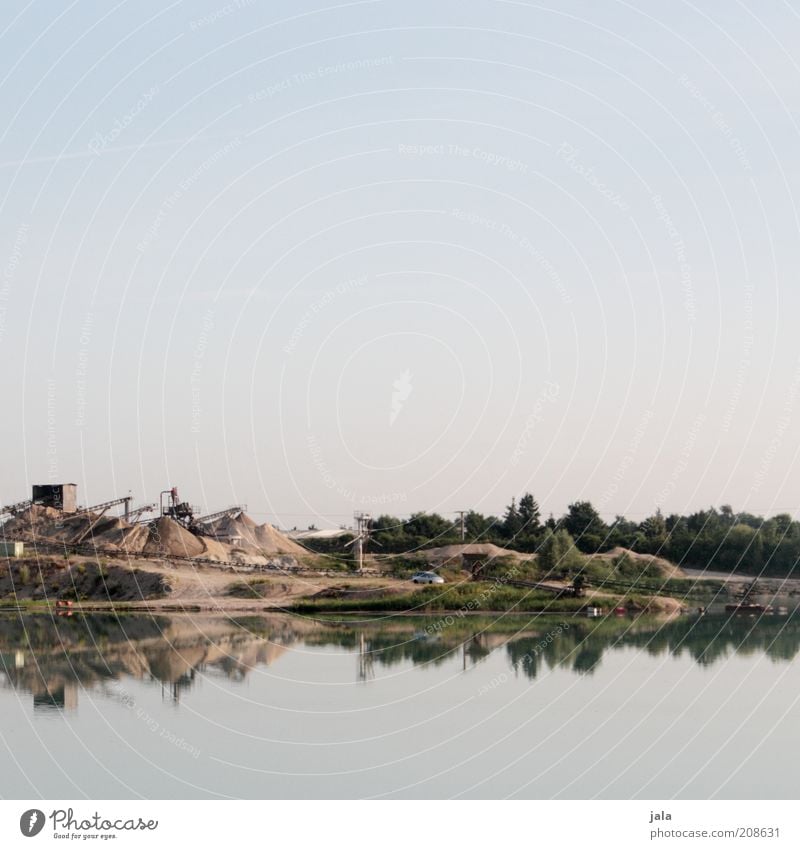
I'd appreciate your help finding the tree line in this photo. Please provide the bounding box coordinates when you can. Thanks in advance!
[305,496,800,577]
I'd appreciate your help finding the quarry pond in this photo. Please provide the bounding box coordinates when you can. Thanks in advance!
[2,609,800,799]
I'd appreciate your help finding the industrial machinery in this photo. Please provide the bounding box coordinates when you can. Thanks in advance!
[125,503,157,523]
[192,505,248,542]
[76,495,133,520]
[194,505,247,525]
[0,499,32,517]
[159,487,198,529]
[32,483,78,513]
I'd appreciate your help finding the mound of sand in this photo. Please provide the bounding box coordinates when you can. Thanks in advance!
[423,543,524,563]
[598,546,686,579]
[202,513,307,556]
[4,504,309,566]
[2,505,86,544]
[142,517,206,558]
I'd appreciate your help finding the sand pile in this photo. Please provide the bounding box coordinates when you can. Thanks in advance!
[4,504,309,566]
[3,506,161,553]
[142,517,206,558]
[100,521,151,553]
[2,505,89,544]
[423,543,523,563]
[203,512,307,556]
[597,546,686,579]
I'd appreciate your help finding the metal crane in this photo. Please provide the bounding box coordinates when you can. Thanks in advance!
[194,505,247,525]
[76,496,133,519]
[125,503,157,523]
[0,499,32,516]
[73,500,131,544]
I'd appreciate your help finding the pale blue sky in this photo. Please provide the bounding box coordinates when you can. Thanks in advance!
[1,0,799,526]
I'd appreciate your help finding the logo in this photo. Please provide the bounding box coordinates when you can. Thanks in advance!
[390,369,413,426]
[19,809,45,837]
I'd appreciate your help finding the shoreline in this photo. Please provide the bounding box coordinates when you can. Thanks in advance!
[0,597,686,618]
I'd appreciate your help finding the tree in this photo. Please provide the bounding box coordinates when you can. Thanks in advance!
[641,508,666,538]
[503,497,522,538]
[538,528,585,578]
[518,492,541,532]
[563,501,608,552]
[637,509,667,553]
[773,513,793,537]
[463,510,491,540]
[405,512,456,544]
[607,514,638,548]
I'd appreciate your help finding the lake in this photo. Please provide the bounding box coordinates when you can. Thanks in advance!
[1,609,799,799]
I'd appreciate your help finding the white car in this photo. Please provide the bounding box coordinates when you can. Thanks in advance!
[412,571,444,584]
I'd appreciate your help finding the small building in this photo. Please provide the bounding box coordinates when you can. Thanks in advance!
[220,533,243,546]
[0,541,24,558]
[31,483,78,513]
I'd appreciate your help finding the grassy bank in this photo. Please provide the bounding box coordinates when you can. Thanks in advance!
[289,582,599,615]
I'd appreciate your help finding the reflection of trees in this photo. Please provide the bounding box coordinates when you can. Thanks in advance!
[302,627,502,674]
[2,611,799,708]
[504,614,800,680]
[572,644,604,675]
[304,629,461,670]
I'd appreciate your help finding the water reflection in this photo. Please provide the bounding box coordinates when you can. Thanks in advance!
[0,613,299,711]
[1,610,799,711]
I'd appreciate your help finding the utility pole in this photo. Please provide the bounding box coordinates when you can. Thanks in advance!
[352,511,372,573]
[455,510,467,541]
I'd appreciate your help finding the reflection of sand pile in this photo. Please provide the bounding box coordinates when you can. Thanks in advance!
[3,505,307,565]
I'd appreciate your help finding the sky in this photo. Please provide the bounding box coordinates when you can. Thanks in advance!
[1,0,799,528]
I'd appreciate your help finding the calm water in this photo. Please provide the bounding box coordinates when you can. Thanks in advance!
[1,608,799,799]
